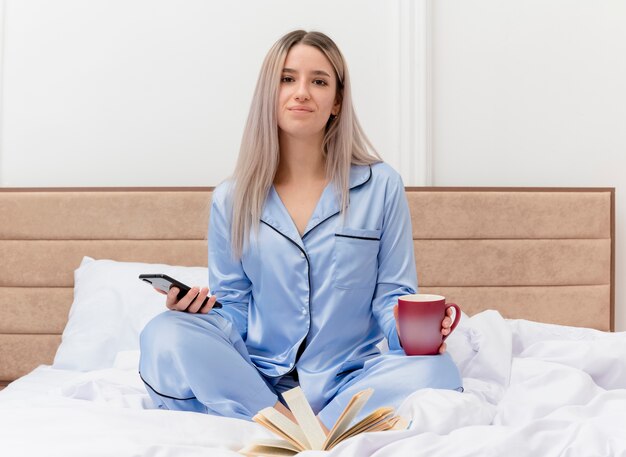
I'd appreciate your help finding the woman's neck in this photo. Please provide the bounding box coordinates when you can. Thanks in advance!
[275,133,326,185]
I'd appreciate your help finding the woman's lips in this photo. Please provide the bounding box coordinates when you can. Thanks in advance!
[288,106,314,112]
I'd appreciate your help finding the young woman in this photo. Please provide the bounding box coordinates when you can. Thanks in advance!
[139,30,462,429]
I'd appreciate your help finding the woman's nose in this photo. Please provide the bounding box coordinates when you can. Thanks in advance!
[294,82,310,101]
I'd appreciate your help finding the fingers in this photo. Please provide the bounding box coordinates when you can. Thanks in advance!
[167,287,215,314]
[441,315,452,336]
[438,342,447,354]
[167,287,200,312]
[199,295,218,314]
[166,287,181,310]
[187,287,210,314]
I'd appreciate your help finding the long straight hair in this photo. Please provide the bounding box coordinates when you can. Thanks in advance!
[230,30,381,258]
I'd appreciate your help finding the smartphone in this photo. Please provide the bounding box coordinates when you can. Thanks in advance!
[138,274,222,309]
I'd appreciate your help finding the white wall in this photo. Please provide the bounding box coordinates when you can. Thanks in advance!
[0,0,426,187]
[1,1,624,330]
[432,0,626,330]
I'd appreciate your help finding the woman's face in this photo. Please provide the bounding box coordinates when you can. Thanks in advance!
[276,44,340,142]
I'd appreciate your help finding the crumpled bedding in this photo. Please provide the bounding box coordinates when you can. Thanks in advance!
[1,310,625,457]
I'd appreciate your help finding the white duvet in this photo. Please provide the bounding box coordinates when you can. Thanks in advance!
[1,310,626,457]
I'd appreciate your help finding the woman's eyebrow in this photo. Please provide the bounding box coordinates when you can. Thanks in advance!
[282,68,331,78]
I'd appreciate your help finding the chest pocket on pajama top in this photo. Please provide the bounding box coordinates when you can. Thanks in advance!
[332,228,381,289]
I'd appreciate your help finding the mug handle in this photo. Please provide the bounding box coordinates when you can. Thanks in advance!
[442,303,461,341]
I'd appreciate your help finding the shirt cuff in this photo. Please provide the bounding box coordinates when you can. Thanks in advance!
[387,325,405,353]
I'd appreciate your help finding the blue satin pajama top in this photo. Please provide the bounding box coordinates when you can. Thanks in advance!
[208,162,417,411]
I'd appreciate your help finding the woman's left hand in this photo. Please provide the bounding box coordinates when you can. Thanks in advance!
[393,304,453,354]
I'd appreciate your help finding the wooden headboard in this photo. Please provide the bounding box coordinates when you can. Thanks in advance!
[0,187,615,387]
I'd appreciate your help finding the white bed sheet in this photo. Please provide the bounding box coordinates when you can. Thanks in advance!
[1,311,626,457]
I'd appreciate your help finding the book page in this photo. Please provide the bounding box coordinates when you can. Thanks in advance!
[391,416,409,430]
[253,415,301,450]
[335,408,395,441]
[322,388,373,449]
[239,438,300,457]
[282,387,327,450]
[240,444,297,456]
[326,407,395,449]
[253,407,308,451]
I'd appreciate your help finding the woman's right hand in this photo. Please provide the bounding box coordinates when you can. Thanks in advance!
[154,286,218,314]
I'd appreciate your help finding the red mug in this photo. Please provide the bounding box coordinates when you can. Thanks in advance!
[397,294,461,355]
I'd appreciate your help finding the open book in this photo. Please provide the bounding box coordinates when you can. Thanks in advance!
[240,387,408,456]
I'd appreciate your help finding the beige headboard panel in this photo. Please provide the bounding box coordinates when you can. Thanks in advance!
[0,187,615,386]
[410,188,614,332]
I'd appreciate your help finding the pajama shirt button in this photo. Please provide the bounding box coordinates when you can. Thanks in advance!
[300,252,305,258]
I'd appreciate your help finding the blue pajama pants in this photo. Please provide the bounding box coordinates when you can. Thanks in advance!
[139,311,462,428]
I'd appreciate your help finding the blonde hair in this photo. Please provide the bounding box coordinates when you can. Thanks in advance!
[231,30,381,258]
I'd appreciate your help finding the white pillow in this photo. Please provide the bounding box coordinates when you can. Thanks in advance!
[53,256,208,371]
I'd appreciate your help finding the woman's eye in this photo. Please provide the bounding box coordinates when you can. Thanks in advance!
[313,79,328,86]
[281,76,294,83]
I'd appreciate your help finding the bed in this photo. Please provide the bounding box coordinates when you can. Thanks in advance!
[1,186,623,456]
